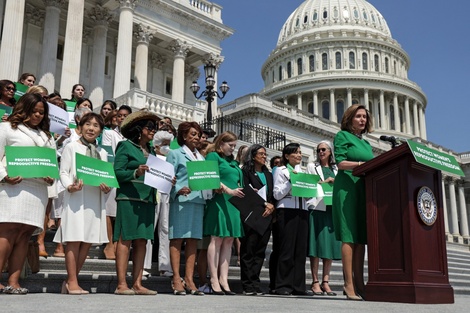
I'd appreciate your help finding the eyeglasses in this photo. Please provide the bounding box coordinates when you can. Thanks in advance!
[5,86,16,92]
[256,152,267,156]
[317,148,328,153]
[145,125,157,132]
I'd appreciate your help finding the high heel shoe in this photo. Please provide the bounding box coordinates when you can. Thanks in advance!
[220,286,236,295]
[184,286,204,296]
[64,283,83,295]
[171,279,186,295]
[310,281,325,295]
[209,284,225,295]
[342,287,362,301]
[320,281,336,296]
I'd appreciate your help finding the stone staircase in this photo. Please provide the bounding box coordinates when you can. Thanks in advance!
[5,230,470,295]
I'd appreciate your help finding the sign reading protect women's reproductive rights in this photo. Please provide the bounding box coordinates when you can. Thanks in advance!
[186,160,220,191]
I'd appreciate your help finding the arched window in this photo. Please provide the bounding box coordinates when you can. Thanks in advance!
[394,61,397,75]
[322,53,328,70]
[374,54,379,72]
[297,58,303,75]
[399,108,404,132]
[272,70,275,83]
[279,66,283,81]
[336,100,345,121]
[323,9,328,19]
[349,51,355,69]
[296,18,300,27]
[352,99,359,105]
[287,62,292,78]
[362,52,368,70]
[322,100,330,119]
[309,55,315,72]
[308,102,314,114]
[389,104,395,130]
[304,15,308,24]
[385,57,389,73]
[335,52,342,69]
[313,11,318,21]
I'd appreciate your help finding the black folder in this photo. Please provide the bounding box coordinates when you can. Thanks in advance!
[229,185,272,236]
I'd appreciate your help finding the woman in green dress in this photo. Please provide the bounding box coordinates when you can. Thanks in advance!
[113,110,160,296]
[306,140,342,296]
[332,104,374,300]
[203,131,244,295]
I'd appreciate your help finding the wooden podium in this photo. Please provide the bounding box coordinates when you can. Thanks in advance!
[353,143,454,303]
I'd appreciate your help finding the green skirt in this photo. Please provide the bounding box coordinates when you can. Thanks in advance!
[113,200,155,241]
[308,206,342,260]
[203,193,243,238]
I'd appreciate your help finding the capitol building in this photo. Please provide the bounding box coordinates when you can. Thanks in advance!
[0,0,469,243]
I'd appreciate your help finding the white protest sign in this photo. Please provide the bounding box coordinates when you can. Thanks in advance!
[48,102,69,135]
[144,154,175,194]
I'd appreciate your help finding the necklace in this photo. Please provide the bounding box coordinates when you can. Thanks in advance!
[351,131,362,139]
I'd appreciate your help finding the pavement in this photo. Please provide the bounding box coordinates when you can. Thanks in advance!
[1,292,469,313]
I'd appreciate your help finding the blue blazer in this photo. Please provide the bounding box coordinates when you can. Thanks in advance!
[166,147,206,204]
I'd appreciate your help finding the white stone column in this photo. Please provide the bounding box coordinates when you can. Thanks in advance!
[59,0,85,97]
[457,180,469,237]
[150,52,166,95]
[363,89,369,110]
[113,0,136,98]
[379,90,386,130]
[412,100,420,137]
[22,5,44,77]
[0,0,26,80]
[442,178,449,234]
[329,89,336,123]
[134,24,154,91]
[313,90,318,115]
[419,105,427,140]
[297,93,302,110]
[168,39,191,104]
[88,5,112,107]
[448,178,460,236]
[347,88,352,108]
[404,97,411,135]
[38,0,63,92]
[393,93,399,131]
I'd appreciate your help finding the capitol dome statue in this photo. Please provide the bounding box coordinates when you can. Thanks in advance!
[259,0,427,140]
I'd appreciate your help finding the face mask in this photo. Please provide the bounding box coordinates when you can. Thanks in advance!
[159,145,170,155]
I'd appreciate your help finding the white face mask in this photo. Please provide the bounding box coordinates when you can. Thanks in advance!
[159,145,170,155]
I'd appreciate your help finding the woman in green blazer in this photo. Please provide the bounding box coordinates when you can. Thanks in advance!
[113,110,159,296]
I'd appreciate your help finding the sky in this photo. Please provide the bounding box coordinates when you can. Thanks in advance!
[208,0,470,153]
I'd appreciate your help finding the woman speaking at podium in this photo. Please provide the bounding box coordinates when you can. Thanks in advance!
[332,104,374,301]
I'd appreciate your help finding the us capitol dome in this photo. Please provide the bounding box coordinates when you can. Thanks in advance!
[258,0,427,141]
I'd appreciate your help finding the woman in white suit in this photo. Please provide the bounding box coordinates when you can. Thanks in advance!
[306,140,342,296]
[0,93,55,294]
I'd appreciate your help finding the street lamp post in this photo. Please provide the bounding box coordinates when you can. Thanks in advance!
[190,63,229,138]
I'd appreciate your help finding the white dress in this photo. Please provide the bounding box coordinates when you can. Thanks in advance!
[101,128,125,217]
[0,122,56,235]
[53,140,109,244]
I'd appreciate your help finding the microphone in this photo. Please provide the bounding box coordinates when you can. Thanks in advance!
[380,135,399,148]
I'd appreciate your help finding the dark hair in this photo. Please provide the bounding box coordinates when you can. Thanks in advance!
[8,93,51,138]
[270,155,282,169]
[78,112,104,131]
[48,92,61,99]
[104,109,118,128]
[118,105,132,114]
[102,100,117,111]
[242,144,267,174]
[71,84,85,100]
[176,121,202,146]
[163,116,172,125]
[340,104,373,134]
[281,143,300,166]
[126,119,156,144]
[0,79,16,105]
[18,73,36,83]
[74,98,93,111]
[48,93,65,110]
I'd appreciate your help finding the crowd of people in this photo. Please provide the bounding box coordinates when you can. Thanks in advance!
[0,74,374,300]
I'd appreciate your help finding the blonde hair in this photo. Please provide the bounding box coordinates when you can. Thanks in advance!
[213,131,238,156]
[26,85,48,96]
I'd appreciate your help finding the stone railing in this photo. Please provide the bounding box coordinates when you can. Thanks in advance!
[183,0,222,22]
[114,88,206,123]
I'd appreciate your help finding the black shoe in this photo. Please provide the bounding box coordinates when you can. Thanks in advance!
[220,286,236,295]
[255,288,266,295]
[275,290,291,296]
[292,290,313,296]
[209,284,225,295]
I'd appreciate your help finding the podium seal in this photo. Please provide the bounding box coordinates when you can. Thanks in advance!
[417,186,438,226]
